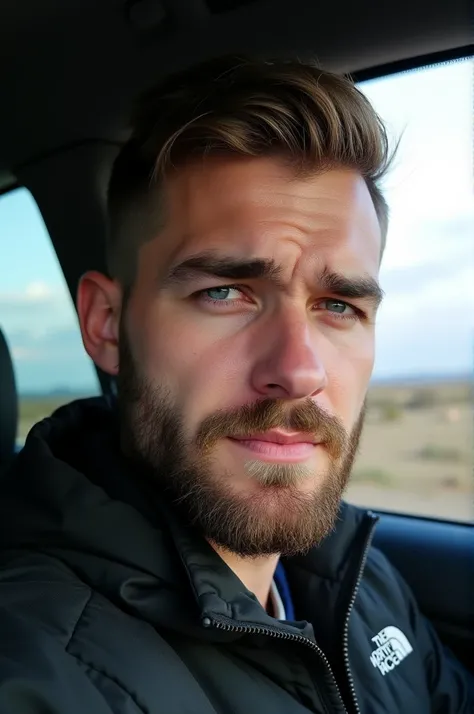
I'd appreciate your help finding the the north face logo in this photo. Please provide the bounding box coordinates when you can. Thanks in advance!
[370,626,413,676]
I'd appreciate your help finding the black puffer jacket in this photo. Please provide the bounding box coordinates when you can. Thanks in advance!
[0,397,472,714]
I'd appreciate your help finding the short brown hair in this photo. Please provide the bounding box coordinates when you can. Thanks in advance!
[107,55,393,287]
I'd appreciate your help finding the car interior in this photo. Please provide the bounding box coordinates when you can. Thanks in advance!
[0,327,18,473]
[1,0,473,673]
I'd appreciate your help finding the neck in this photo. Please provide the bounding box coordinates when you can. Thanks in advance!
[210,543,279,611]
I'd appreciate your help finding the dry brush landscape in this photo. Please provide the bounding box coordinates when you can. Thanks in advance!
[347,379,473,521]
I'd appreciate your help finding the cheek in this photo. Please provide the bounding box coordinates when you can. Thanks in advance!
[141,312,248,423]
[324,332,374,425]
[126,287,250,429]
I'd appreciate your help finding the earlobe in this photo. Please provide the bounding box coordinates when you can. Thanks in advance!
[77,271,122,376]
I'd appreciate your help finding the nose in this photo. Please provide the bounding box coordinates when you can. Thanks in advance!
[250,311,328,400]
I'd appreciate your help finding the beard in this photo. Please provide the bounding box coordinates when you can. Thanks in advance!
[117,329,365,558]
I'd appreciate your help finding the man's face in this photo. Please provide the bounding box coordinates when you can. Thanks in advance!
[118,156,382,556]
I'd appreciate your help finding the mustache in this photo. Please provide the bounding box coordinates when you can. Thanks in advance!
[195,398,348,459]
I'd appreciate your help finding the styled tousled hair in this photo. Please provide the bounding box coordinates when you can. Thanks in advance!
[107,55,393,287]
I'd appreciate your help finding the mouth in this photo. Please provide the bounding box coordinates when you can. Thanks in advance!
[228,430,320,463]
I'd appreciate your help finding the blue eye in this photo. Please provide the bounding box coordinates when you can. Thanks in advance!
[314,299,362,323]
[324,299,352,314]
[205,287,234,301]
[200,286,244,303]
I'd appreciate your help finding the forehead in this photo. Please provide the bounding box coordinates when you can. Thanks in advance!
[152,156,382,275]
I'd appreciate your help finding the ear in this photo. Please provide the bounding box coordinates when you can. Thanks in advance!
[77,271,122,376]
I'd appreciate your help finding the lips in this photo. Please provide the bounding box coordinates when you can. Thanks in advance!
[228,431,318,463]
[231,430,317,445]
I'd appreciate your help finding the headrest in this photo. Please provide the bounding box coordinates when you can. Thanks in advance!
[0,328,18,467]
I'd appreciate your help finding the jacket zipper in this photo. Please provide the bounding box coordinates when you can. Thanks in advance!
[202,510,379,714]
[341,513,379,714]
[203,614,348,713]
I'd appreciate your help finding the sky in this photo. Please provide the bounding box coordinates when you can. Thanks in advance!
[0,57,473,394]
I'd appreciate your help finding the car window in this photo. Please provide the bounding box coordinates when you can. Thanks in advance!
[345,57,474,522]
[0,187,100,445]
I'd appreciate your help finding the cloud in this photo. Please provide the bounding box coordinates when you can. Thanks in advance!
[23,282,55,301]
[373,263,474,377]
[11,346,44,361]
[380,263,474,311]
[0,282,95,393]
[9,326,85,360]
[6,327,99,394]
[382,211,474,270]
[0,281,56,304]
[0,283,77,336]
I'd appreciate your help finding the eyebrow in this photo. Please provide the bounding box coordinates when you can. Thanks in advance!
[319,267,384,309]
[163,252,284,285]
[162,251,384,308]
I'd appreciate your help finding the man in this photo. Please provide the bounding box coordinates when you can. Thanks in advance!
[0,55,472,713]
